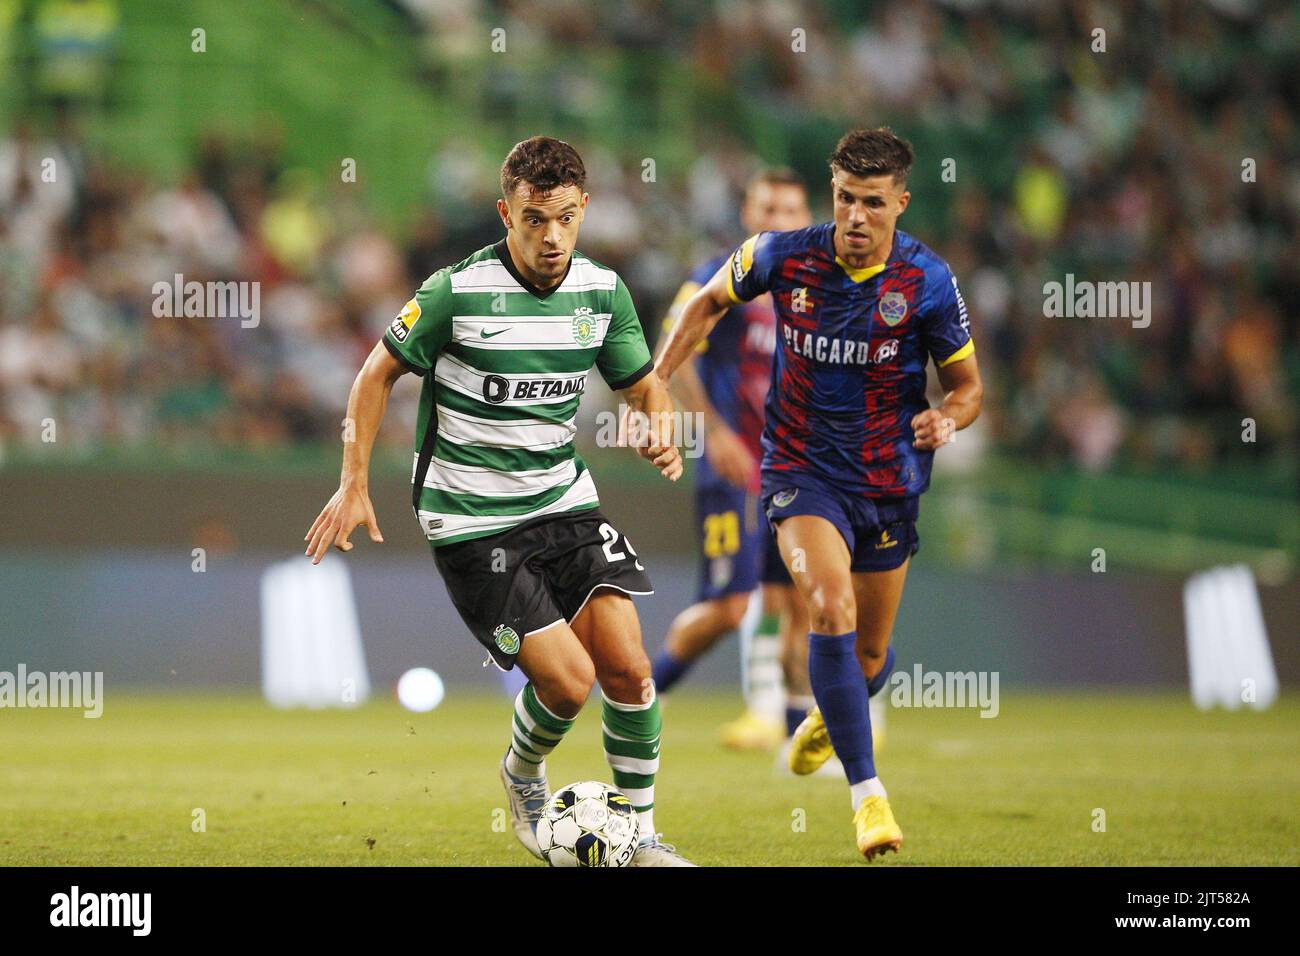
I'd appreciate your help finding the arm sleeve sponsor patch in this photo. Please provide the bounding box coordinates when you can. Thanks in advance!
[383,269,453,372]
[388,297,421,342]
[727,233,772,303]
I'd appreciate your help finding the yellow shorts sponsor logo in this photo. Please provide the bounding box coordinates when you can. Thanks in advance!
[874,529,899,550]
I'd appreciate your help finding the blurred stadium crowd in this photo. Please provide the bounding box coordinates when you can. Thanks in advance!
[0,0,1295,475]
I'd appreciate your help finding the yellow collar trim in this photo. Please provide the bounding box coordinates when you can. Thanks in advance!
[835,257,887,283]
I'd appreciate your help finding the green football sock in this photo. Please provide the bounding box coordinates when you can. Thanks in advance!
[505,682,574,779]
[602,692,661,839]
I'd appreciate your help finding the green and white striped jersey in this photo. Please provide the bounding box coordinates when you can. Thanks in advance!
[382,240,653,547]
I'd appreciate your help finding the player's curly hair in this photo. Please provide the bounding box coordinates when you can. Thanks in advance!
[829,127,914,185]
[500,136,587,197]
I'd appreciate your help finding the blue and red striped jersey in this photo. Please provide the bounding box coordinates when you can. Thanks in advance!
[726,222,974,499]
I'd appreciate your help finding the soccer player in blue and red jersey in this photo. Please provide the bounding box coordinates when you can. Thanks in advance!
[654,128,983,860]
[649,169,814,752]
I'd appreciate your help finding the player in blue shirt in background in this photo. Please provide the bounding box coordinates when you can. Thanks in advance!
[650,169,818,756]
[655,128,984,861]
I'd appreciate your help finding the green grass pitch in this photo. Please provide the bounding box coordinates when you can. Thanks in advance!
[1,691,1296,866]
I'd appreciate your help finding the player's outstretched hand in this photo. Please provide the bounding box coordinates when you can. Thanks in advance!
[304,483,383,564]
[911,409,956,450]
[641,438,683,482]
[619,402,682,481]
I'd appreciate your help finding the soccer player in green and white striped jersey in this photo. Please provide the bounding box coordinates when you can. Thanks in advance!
[305,136,693,866]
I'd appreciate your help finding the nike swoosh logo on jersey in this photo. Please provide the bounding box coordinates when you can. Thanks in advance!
[480,328,509,338]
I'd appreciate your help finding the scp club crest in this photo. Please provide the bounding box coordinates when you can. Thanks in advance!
[572,307,596,347]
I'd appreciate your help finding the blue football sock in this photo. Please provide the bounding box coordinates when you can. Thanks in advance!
[867,646,896,698]
[651,648,690,694]
[807,631,875,784]
[785,706,805,737]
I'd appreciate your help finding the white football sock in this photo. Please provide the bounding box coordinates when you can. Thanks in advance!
[637,808,656,841]
[740,593,785,723]
[788,693,816,712]
[505,750,543,779]
[850,777,887,811]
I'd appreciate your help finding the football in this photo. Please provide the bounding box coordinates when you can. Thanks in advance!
[535,781,641,867]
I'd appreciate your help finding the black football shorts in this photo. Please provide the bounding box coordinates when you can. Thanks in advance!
[432,507,653,670]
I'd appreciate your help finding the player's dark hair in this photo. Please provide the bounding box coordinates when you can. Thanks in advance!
[829,128,913,185]
[500,136,587,197]
[746,166,806,197]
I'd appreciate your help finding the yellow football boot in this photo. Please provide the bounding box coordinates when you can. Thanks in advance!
[788,705,836,774]
[719,710,784,751]
[788,700,888,773]
[854,796,903,861]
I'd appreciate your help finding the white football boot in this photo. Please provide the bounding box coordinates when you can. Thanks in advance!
[499,754,551,860]
[630,834,697,867]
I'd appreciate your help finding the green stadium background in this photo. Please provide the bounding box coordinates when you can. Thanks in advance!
[0,0,1296,692]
